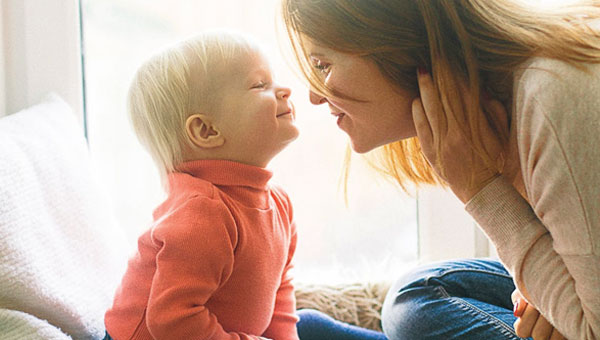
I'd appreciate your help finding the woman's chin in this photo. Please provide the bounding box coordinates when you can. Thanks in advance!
[349,140,377,154]
[349,135,411,154]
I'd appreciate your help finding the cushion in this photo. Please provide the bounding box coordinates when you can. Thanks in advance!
[0,94,130,339]
[295,281,391,332]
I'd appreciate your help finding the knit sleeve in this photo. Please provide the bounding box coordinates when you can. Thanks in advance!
[262,189,300,340]
[147,196,262,340]
[466,59,600,340]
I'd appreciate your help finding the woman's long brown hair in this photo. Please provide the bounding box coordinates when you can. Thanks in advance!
[280,0,600,192]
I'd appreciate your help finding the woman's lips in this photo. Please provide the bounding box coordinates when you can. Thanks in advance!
[336,113,345,126]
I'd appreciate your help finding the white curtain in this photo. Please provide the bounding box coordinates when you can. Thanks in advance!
[0,0,83,118]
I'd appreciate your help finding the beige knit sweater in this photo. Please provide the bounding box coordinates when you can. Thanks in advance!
[466,57,600,340]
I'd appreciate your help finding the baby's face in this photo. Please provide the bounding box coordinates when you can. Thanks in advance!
[208,49,299,167]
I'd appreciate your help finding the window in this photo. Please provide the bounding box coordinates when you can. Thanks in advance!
[81,0,418,283]
[4,0,573,284]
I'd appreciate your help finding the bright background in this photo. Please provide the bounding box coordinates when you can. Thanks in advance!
[76,0,579,284]
[81,0,418,284]
[0,0,579,284]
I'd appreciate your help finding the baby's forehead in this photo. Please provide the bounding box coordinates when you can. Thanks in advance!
[185,48,272,109]
[192,47,265,74]
[205,49,270,84]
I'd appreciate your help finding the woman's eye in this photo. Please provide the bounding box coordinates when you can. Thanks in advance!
[313,60,331,75]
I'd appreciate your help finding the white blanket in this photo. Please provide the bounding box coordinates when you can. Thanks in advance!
[0,94,130,339]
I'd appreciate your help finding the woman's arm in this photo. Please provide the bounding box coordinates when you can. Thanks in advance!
[466,58,600,340]
[413,59,600,340]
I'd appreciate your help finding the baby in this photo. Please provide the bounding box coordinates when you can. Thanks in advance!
[104,31,300,340]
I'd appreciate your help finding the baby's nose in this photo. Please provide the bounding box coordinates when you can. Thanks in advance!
[277,86,291,99]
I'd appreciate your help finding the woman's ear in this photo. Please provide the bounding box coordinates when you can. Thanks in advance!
[185,114,225,148]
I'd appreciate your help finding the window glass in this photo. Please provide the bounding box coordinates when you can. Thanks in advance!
[81,0,419,283]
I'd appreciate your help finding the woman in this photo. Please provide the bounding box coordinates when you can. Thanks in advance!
[280,0,600,339]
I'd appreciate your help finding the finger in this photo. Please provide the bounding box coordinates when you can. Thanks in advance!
[514,318,523,337]
[513,298,527,318]
[511,289,523,305]
[511,290,523,306]
[416,68,446,137]
[412,97,433,155]
[531,315,554,340]
[514,303,538,337]
[549,328,566,340]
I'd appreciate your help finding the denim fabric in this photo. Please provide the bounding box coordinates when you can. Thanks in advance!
[381,258,531,340]
[297,309,388,340]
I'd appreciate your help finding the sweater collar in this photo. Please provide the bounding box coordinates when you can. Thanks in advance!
[175,159,273,190]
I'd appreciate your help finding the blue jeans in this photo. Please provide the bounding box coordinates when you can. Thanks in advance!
[381,258,530,340]
[297,309,388,340]
[105,312,386,340]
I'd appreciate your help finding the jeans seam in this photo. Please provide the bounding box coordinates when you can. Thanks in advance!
[428,268,513,283]
[434,286,522,340]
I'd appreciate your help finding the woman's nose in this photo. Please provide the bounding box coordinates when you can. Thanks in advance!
[309,90,327,105]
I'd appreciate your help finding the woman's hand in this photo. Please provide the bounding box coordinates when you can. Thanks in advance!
[412,68,508,203]
[512,290,566,340]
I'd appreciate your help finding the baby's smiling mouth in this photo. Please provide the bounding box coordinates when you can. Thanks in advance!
[278,104,295,119]
[276,111,293,118]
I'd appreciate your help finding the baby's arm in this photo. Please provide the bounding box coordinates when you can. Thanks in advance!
[262,190,300,340]
[262,228,299,340]
[146,197,264,340]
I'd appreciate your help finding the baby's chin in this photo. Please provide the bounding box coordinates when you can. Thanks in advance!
[279,131,301,151]
[264,131,300,161]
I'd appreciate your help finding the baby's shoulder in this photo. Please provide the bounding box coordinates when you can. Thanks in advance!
[269,184,293,206]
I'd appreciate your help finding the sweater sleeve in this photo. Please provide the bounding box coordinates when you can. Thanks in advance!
[147,196,263,340]
[262,189,300,340]
[466,59,600,340]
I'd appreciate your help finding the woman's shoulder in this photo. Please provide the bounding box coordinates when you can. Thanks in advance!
[514,57,600,98]
[512,57,600,125]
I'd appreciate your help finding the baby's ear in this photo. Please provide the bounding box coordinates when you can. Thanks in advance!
[185,114,225,148]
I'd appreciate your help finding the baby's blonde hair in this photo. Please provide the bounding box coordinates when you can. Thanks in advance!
[127,30,258,187]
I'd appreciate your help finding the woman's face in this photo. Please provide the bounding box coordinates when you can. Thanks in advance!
[304,40,418,153]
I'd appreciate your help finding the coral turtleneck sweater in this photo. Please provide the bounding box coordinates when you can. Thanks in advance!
[105,160,299,340]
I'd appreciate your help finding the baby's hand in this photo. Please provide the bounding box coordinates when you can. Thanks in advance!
[512,289,566,340]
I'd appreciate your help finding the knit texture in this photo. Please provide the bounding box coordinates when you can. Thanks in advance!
[0,94,130,339]
[466,58,600,340]
[105,160,299,340]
